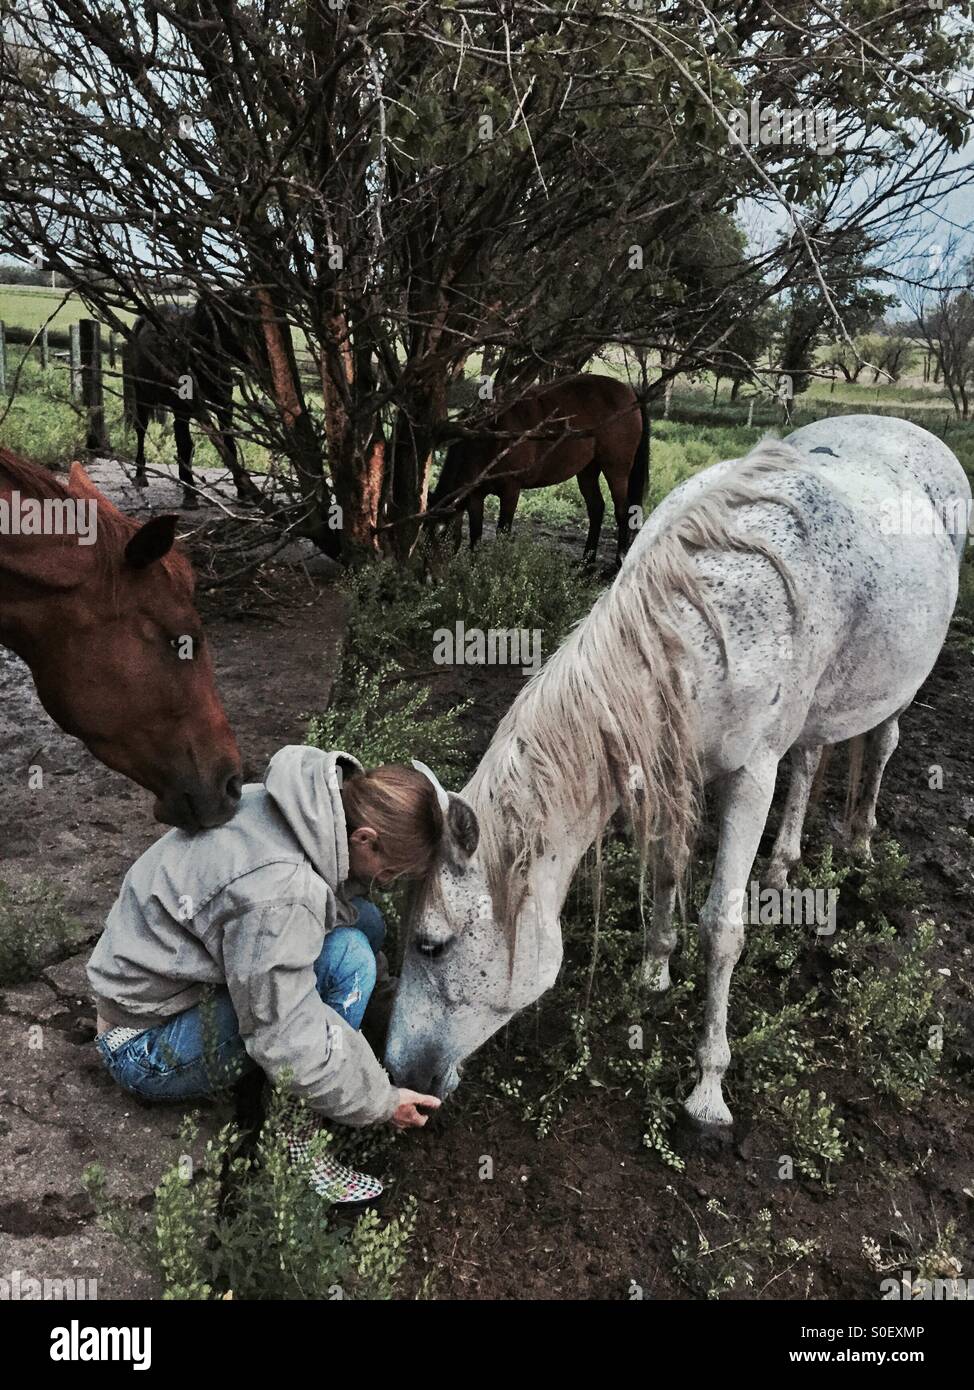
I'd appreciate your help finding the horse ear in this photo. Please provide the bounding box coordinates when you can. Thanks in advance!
[411,760,479,860]
[67,461,101,500]
[446,796,479,860]
[125,515,179,569]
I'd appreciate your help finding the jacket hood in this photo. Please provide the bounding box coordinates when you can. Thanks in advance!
[263,746,364,888]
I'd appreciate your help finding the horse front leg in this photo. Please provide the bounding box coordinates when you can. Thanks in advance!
[766,744,823,889]
[686,754,777,1127]
[641,849,678,992]
[134,404,149,487]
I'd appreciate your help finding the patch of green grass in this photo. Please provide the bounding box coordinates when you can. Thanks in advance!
[0,285,136,334]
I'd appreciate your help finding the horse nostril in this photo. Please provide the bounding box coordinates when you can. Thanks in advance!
[225,773,243,802]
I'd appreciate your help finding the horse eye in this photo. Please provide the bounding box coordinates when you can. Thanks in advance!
[414,937,451,960]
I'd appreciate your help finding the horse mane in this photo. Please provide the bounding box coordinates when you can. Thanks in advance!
[0,447,190,584]
[465,435,808,939]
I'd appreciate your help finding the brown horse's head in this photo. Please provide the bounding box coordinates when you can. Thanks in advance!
[18,462,242,830]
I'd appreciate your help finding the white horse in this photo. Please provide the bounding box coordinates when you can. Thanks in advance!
[385,416,970,1126]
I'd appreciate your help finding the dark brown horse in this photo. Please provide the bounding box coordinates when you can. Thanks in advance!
[123,298,260,510]
[0,447,242,829]
[427,374,648,565]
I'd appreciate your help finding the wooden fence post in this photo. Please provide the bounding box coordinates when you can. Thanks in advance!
[79,319,109,452]
[40,325,49,370]
[0,321,6,395]
[69,323,82,399]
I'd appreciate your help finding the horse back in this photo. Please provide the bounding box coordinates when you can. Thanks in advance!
[496,373,641,489]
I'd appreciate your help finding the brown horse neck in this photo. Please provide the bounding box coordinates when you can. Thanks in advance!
[0,454,100,660]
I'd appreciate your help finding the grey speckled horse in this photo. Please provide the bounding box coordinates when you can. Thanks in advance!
[385,416,970,1127]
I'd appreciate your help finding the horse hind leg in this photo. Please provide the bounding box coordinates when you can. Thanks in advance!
[847,712,904,859]
[496,485,519,537]
[602,461,633,570]
[576,462,605,569]
[765,744,824,889]
[216,403,259,504]
[685,754,777,1128]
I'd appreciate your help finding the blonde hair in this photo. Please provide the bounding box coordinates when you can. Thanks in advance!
[341,764,443,881]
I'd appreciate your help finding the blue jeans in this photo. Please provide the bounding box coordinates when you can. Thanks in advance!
[96,898,385,1103]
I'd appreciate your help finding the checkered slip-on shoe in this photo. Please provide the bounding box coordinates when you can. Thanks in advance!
[276,1095,383,1205]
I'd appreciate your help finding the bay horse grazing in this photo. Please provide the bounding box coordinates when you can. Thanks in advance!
[0,447,243,829]
[123,298,259,510]
[386,415,969,1128]
[427,374,649,566]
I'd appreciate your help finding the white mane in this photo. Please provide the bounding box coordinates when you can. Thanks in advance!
[465,436,807,931]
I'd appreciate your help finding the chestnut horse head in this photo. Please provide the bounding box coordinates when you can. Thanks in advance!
[0,448,242,829]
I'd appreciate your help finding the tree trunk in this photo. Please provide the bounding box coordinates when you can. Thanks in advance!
[319,315,384,562]
[255,288,340,558]
[386,378,447,562]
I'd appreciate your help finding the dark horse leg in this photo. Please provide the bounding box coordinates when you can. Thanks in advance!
[468,491,486,549]
[604,463,634,571]
[576,462,605,568]
[496,486,520,538]
[214,401,260,505]
[133,400,151,488]
[173,413,199,510]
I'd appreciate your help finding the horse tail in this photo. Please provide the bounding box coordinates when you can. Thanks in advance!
[843,734,866,835]
[627,402,649,512]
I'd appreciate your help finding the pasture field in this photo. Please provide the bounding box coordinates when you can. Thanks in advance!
[2,346,973,1300]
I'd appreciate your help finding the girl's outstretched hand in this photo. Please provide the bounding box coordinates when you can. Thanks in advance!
[390,1090,442,1129]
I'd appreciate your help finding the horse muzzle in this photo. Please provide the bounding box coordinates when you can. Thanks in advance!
[153,768,243,831]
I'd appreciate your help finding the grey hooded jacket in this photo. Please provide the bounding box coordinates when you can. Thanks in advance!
[87,746,400,1127]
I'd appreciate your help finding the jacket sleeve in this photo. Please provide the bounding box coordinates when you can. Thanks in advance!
[221,899,400,1127]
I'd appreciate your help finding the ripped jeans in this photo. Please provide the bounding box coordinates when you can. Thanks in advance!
[95,898,385,1103]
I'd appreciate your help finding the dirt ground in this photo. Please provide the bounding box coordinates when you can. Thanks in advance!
[1,464,972,1300]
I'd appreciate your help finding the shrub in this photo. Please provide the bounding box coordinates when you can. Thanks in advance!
[307,659,472,783]
[83,1085,415,1301]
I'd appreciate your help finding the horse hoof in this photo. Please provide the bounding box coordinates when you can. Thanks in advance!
[675,1107,735,1155]
[683,1078,733,1128]
[134,475,149,489]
